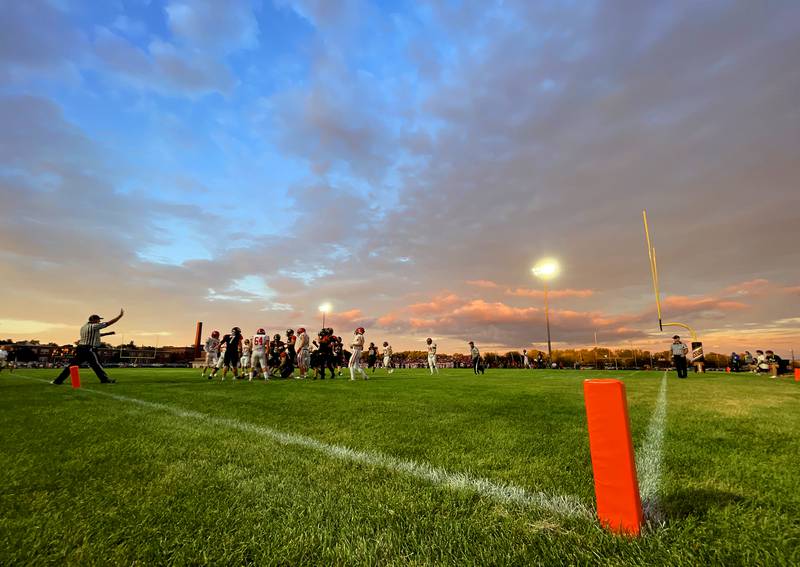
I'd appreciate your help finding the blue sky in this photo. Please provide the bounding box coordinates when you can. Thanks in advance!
[1,0,799,352]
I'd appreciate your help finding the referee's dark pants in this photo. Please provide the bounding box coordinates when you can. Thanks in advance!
[673,355,688,378]
[54,346,112,384]
[472,357,484,375]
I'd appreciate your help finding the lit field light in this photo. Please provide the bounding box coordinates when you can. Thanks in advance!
[532,259,559,280]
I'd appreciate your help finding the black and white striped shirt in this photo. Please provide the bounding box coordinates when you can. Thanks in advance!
[79,322,108,347]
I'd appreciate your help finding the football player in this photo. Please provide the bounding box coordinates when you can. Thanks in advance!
[284,329,296,378]
[211,327,244,380]
[382,341,394,374]
[250,328,270,381]
[523,349,531,369]
[367,342,378,373]
[295,327,310,379]
[426,338,439,375]
[241,338,252,376]
[349,327,368,381]
[332,334,344,377]
[201,330,221,378]
[269,334,285,377]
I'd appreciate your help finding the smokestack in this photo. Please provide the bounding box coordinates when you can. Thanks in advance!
[194,322,203,358]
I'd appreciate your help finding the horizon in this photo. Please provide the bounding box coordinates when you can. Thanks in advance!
[1,1,798,355]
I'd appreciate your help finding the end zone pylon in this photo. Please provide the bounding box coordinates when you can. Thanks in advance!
[69,366,81,389]
[584,379,644,536]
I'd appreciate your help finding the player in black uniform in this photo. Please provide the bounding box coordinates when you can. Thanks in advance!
[269,334,285,377]
[211,327,243,380]
[282,329,296,378]
[367,342,378,373]
[332,335,344,377]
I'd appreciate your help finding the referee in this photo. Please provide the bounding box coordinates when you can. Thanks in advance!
[51,309,124,385]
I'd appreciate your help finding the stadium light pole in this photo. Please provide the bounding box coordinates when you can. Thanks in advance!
[532,259,559,364]
[319,303,332,328]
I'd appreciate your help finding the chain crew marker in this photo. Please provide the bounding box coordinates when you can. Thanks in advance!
[584,379,644,536]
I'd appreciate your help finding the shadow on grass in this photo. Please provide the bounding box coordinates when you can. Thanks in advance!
[660,487,744,520]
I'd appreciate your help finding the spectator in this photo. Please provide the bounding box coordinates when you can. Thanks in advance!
[765,350,783,378]
[754,350,768,373]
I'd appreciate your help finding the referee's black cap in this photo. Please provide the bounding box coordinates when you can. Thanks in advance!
[89,314,104,322]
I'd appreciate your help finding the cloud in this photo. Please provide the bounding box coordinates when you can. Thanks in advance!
[94,29,236,96]
[166,0,259,53]
[466,279,500,289]
[506,288,595,299]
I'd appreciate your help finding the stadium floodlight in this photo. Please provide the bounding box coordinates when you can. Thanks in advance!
[319,303,332,327]
[532,259,560,363]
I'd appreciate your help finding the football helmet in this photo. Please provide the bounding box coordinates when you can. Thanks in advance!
[257,328,265,335]
[273,334,281,341]
[426,338,432,344]
[297,327,306,334]
[355,327,365,334]
[286,329,294,336]
[232,327,241,334]
[211,330,220,338]
[383,341,388,347]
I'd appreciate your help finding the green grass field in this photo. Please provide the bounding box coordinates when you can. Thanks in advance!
[1,367,798,565]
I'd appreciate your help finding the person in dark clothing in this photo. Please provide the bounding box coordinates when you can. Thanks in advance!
[671,335,689,378]
[52,309,125,385]
[367,342,378,373]
[211,327,244,380]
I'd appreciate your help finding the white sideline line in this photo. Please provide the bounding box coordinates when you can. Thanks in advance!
[635,371,668,523]
[18,374,591,521]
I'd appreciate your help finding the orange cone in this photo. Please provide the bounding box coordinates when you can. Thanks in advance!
[584,379,643,536]
[725,367,731,373]
[69,365,81,389]
[795,368,799,382]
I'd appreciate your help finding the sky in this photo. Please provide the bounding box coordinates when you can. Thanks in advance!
[1,0,799,355]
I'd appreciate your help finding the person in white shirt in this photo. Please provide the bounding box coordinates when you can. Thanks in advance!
[250,329,269,381]
[469,341,484,375]
[0,347,8,372]
[295,327,310,379]
[523,349,530,369]
[382,341,394,374]
[201,330,221,378]
[349,327,368,381]
[426,338,439,375]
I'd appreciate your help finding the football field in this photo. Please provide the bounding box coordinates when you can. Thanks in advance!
[1,368,798,565]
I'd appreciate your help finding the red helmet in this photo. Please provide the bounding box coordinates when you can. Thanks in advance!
[355,327,365,334]
[211,330,220,338]
[257,328,265,335]
[297,327,306,334]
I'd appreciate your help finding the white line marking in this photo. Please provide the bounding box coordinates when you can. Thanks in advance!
[17,374,592,520]
[636,371,668,523]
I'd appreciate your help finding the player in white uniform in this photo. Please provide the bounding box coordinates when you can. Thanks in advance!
[382,341,394,374]
[523,349,530,369]
[295,327,310,379]
[426,337,439,374]
[240,339,252,376]
[201,330,221,378]
[250,329,269,381]
[349,327,368,381]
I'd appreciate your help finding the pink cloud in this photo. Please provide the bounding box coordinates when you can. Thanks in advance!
[662,296,748,312]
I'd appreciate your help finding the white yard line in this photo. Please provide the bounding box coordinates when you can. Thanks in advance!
[18,374,591,520]
[635,371,668,523]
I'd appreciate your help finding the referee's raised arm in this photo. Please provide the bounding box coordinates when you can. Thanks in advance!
[105,308,125,327]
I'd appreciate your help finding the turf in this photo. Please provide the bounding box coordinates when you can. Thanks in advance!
[1,368,798,565]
